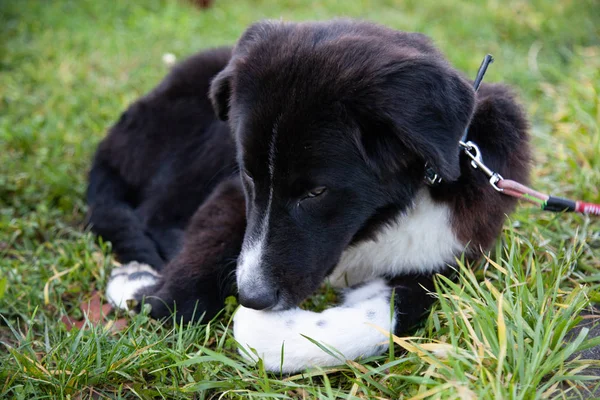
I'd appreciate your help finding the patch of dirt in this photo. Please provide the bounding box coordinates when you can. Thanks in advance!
[61,291,128,333]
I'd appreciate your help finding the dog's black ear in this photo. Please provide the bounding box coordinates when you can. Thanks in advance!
[209,67,233,121]
[209,21,282,122]
[359,58,475,182]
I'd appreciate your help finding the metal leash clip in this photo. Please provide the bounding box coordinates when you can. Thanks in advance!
[459,140,504,192]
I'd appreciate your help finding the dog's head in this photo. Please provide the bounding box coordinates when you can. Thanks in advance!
[209,20,475,310]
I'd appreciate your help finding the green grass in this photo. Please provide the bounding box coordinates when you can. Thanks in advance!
[1,0,599,398]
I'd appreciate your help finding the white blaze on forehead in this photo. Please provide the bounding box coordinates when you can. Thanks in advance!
[237,119,280,290]
[267,118,279,177]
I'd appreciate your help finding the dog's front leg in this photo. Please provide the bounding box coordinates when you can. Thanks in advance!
[106,177,246,322]
[234,279,395,373]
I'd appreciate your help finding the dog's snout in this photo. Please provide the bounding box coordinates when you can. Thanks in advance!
[238,286,279,311]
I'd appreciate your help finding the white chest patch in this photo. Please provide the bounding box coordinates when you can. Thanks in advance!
[328,188,464,287]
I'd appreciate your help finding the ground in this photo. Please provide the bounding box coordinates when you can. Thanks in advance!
[1,0,599,398]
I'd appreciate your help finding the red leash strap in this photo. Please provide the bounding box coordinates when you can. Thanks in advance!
[577,201,600,215]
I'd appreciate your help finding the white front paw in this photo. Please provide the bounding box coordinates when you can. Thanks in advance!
[233,295,392,373]
[106,262,160,310]
[342,278,390,306]
[233,306,326,372]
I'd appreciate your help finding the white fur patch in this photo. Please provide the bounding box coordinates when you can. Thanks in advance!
[234,279,394,373]
[236,121,279,294]
[236,240,264,290]
[106,262,160,310]
[236,208,271,298]
[342,279,390,306]
[329,189,464,287]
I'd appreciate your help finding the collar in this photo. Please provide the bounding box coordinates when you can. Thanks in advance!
[424,54,494,187]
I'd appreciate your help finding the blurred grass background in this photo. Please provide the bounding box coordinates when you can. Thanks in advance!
[1,0,599,398]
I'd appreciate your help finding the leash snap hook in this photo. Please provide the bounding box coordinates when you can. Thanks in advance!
[459,140,504,192]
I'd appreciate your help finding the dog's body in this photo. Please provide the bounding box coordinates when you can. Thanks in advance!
[88,20,530,372]
[87,48,237,270]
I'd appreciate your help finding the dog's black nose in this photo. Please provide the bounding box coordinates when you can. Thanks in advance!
[238,287,279,310]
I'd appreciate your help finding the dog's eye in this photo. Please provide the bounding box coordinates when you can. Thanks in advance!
[296,186,327,208]
[306,186,327,198]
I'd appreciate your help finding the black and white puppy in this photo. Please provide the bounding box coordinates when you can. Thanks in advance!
[89,19,530,372]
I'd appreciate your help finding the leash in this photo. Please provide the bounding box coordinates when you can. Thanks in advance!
[460,139,600,215]
[425,55,600,216]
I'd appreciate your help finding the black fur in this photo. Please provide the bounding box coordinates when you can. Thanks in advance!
[87,48,236,271]
[87,20,530,329]
[134,177,246,321]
